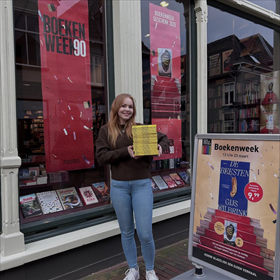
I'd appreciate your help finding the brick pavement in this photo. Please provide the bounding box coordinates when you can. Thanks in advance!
[80,239,194,280]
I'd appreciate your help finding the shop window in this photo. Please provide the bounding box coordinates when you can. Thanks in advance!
[14,1,110,235]
[141,0,191,196]
[207,5,280,134]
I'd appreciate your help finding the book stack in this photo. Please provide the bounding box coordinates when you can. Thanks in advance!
[132,125,158,156]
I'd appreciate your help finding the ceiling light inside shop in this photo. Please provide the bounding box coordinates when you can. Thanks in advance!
[160,1,169,7]
[145,34,150,37]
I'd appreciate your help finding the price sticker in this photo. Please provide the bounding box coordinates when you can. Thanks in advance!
[244,182,263,203]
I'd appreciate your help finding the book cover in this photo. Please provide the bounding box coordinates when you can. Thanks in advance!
[218,160,250,216]
[79,186,99,205]
[162,159,169,169]
[19,168,29,179]
[152,175,168,190]
[19,193,43,218]
[56,187,83,210]
[92,182,110,202]
[36,191,64,214]
[36,175,48,185]
[178,171,190,184]
[174,158,181,167]
[151,161,157,171]
[19,178,37,186]
[29,166,40,177]
[156,160,162,170]
[169,158,175,169]
[169,173,185,186]
[162,174,177,188]
[151,179,159,191]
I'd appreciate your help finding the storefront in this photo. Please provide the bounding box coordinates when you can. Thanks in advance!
[0,0,279,279]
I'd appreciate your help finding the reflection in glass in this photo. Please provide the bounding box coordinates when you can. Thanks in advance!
[14,11,26,30]
[15,31,27,64]
[207,6,279,134]
[27,15,39,32]
[247,0,277,13]
[27,33,40,66]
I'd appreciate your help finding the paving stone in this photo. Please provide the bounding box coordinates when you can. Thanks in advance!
[79,239,193,280]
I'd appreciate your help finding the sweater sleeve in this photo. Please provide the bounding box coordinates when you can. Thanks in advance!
[157,131,169,153]
[96,125,130,166]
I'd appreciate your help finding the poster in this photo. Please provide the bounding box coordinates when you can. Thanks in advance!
[38,0,94,172]
[152,118,182,160]
[191,136,279,280]
[260,71,280,134]
[149,3,181,80]
[149,4,182,160]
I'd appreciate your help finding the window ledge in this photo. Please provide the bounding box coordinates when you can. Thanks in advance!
[0,200,191,271]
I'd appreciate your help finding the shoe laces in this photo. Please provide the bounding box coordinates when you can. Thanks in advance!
[146,270,159,280]
[124,268,139,280]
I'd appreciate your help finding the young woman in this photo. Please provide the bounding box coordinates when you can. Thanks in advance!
[96,93,169,280]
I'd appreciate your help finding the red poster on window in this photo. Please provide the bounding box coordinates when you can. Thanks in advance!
[38,0,94,172]
[149,4,182,160]
[149,3,181,80]
[152,118,182,160]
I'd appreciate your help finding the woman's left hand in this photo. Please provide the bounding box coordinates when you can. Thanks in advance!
[157,144,162,157]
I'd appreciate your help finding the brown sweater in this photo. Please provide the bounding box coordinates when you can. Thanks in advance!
[96,124,169,181]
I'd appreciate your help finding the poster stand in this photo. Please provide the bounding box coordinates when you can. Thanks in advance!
[172,266,233,279]
[172,134,280,280]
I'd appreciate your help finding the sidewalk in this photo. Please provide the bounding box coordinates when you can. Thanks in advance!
[80,239,194,280]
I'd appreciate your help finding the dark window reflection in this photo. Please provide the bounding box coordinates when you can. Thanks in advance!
[14,11,26,30]
[15,31,27,64]
[27,15,39,32]
[27,33,40,66]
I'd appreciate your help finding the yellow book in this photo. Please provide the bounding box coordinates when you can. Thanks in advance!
[134,149,159,156]
[132,125,158,156]
[132,125,157,135]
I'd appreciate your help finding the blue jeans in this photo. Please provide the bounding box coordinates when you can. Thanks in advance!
[111,178,155,271]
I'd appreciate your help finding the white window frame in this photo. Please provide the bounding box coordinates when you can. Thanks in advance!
[223,82,235,106]
[194,0,280,133]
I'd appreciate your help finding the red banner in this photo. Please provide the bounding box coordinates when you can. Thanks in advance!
[149,3,181,80]
[149,4,182,160]
[38,0,94,172]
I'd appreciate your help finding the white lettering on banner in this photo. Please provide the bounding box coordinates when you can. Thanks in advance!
[73,39,86,57]
[153,10,176,27]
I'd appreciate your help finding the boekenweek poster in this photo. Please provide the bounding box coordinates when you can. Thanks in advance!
[192,137,279,280]
[38,0,94,172]
[149,3,182,160]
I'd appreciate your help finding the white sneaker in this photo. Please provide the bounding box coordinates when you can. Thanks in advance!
[146,269,159,280]
[123,267,140,280]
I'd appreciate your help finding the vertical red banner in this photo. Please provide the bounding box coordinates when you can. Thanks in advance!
[149,3,181,80]
[38,0,94,172]
[149,4,182,160]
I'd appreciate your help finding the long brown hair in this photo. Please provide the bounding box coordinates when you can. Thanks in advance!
[107,93,136,148]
